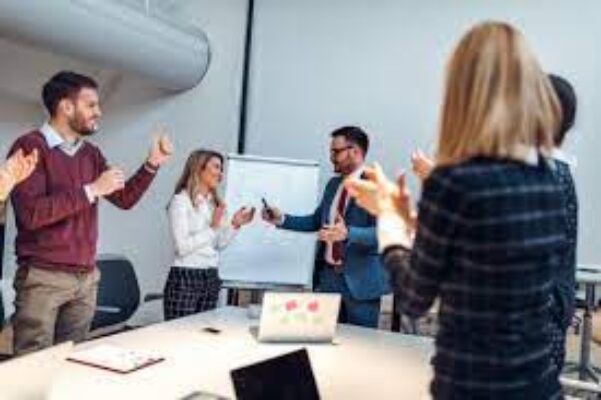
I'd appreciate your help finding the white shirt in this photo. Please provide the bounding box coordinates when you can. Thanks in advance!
[40,122,84,154]
[168,191,238,269]
[324,165,365,265]
[551,148,577,169]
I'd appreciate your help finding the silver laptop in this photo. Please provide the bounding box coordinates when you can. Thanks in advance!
[258,292,341,343]
[0,341,73,399]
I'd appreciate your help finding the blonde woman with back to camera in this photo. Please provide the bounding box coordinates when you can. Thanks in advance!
[346,22,566,398]
[164,149,254,320]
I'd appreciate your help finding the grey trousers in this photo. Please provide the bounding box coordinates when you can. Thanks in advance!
[12,265,100,355]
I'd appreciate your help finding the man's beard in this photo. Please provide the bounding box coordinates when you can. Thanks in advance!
[333,160,350,175]
[69,116,97,136]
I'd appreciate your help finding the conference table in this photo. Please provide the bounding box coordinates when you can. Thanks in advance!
[49,306,434,399]
[564,265,601,382]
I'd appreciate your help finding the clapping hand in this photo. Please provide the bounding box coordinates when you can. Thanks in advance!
[0,148,39,201]
[317,213,347,242]
[232,206,256,228]
[90,167,125,197]
[344,163,416,230]
[410,149,434,181]
[147,128,173,168]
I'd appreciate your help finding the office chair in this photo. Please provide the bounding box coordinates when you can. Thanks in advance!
[90,255,140,337]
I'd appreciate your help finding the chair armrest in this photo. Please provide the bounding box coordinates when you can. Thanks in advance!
[143,293,164,303]
[96,305,122,314]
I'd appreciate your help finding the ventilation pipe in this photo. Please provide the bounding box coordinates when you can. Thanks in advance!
[0,0,210,91]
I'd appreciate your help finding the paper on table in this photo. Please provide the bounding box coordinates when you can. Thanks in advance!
[67,344,164,374]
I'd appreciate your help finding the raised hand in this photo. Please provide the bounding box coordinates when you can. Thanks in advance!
[318,213,348,242]
[147,129,173,168]
[0,149,39,201]
[344,163,397,216]
[232,206,256,228]
[410,149,434,181]
[261,204,283,225]
[344,163,415,226]
[7,149,38,185]
[91,167,125,197]
[393,173,417,232]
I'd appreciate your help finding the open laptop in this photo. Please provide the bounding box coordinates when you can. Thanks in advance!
[231,348,320,400]
[0,341,73,399]
[257,292,341,343]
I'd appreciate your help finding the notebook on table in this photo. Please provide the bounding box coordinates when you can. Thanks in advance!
[257,292,341,343]
[67,344,164,373]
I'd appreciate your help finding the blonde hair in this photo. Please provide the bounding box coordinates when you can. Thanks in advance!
[436,21,561,165]
[172,149,224,206]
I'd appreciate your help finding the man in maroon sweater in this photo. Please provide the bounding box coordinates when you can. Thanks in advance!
[8,71,172,355]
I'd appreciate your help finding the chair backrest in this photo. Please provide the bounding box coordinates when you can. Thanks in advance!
[91,256,140,331]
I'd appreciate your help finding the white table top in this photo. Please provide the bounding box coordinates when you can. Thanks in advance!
[49,306,434,400]
[576,265,601,284]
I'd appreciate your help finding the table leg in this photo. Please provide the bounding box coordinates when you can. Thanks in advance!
[579,283,598,382]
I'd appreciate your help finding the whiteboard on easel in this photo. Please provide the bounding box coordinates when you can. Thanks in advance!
[220,154,320,288]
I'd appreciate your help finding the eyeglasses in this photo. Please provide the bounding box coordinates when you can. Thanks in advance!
[329,146,352,156]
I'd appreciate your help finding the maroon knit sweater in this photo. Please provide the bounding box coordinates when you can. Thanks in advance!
[8,131,156,271]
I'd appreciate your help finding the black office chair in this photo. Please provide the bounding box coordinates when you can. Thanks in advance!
[90,255,140,336]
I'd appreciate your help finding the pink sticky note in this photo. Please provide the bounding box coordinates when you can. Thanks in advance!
[285,300,298,311]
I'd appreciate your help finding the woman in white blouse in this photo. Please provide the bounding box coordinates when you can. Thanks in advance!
[164,149,254,320]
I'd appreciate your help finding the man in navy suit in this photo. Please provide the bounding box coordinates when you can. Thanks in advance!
[262,126,389,327]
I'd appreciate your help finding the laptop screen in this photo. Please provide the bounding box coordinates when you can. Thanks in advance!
[230,348,320,400]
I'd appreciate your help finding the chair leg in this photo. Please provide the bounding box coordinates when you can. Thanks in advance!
[573,314,582,336]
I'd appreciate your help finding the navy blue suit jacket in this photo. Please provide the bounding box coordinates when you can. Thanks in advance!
[280,176,390,300]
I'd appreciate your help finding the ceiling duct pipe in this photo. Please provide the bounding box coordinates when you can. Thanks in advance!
[0,0,210,91]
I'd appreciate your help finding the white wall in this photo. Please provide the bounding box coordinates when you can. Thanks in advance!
[0,97,40,152]
[245,0,601,265]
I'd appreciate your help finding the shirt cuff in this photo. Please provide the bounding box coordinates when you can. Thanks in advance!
[377,211,413,252]
[227,224,241,240]
[144,161,159,174]
[83,184,96,203]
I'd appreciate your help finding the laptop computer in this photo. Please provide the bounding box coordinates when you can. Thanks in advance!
[230,348,320,400]
[0,341,73,399]
[257,292,341,343]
